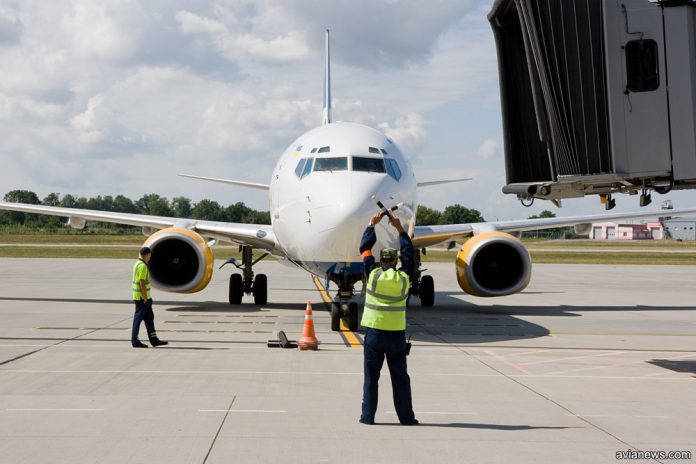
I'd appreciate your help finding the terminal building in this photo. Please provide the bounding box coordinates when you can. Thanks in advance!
[589,217,696,240]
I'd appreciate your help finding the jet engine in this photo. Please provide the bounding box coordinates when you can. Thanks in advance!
[143,228,214,293]
[455,232,531,297]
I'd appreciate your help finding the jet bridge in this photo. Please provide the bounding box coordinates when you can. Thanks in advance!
[489,0,696,209]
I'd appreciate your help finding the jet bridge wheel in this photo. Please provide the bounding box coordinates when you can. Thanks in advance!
[419,275,435,307]
[330,304,341,331]
[229,274,243,304]
[253,274,267,305]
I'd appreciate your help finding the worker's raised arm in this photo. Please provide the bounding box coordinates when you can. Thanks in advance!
[388,216,414,281]
[361,213,382,276]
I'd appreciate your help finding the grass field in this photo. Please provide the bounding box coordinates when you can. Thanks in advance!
[1,234,695,265]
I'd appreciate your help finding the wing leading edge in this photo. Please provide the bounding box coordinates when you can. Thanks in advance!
[0,202,278,253]
[412,207,696,248]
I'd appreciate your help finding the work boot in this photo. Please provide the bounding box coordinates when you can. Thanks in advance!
[359,417,374,425]
[132,340,148,348]
[150,338,168,347]
[401,419,419,426]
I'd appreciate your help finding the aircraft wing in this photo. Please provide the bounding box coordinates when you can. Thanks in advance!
[412,207,696,248]
[0,202,278,252]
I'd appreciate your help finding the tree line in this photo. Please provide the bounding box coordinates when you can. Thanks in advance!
[1,190,271,231]
[1,189,489,231]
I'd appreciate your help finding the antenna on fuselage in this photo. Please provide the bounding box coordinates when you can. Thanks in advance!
[322,29,332,125]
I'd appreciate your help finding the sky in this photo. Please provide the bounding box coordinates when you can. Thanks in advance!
[0,0,692,221]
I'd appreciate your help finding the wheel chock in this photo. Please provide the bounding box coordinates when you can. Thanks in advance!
[267,330,298,349]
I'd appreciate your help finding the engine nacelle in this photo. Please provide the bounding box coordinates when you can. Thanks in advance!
[456,232,531,297]
[143,228,214,293]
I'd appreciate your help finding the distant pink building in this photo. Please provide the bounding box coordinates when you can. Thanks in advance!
[590,222,663,240]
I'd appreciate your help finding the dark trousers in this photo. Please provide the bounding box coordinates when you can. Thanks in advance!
[132,299,157,343]
[361,328,415,424]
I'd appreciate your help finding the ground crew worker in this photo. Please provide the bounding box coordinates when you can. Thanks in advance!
[358,212,418,425]
[131,246,167,348]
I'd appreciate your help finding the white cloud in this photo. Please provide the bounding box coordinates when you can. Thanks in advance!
[478,139,498,159]
[175,10,226,35]
[378,113,427,153]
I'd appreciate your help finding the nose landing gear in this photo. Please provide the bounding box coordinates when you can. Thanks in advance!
[221,245,269,305]
[329,274,362,332]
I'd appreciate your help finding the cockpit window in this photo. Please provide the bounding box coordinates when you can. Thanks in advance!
[353,157,386,173]
[368,147,381,154]
[385,159,402,181]
[317,146,331,153]
[314,157,347,172]
[294,158,307,178]
[301,158,314,178]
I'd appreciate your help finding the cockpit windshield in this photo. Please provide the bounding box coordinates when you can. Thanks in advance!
[353,157,386,173]
[314,157,348,172]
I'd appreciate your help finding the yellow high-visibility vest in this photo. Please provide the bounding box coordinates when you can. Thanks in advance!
[360,267,409,331]
[132,259,151,300]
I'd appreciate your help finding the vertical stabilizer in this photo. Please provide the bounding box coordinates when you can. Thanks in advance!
[322,29,332,125]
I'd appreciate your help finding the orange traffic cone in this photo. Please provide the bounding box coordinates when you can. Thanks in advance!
[299,300,320,351]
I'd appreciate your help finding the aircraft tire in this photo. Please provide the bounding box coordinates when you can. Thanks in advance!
[419,275,435,307]
[348,302,359,332]
[253,274,268,305]
[229,274,243,304]
[331,303,341,331]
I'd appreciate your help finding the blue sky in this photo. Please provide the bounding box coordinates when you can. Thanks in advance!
[0,0,690,221]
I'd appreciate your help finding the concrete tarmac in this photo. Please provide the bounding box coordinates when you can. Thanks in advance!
[0,258,695,464]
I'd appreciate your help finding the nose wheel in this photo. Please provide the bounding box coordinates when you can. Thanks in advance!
[331,300,359,332]
[222,245,269,305]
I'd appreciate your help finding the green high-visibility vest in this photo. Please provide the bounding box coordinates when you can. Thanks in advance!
[132,259,151,300]
[361,267,409,331]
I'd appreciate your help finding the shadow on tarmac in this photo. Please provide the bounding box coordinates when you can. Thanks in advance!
[647,359,696,376]
[374,423,575,430]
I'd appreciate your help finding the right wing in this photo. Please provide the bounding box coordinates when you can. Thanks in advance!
[178,174,270,190]
[412,206,696,248]
[0,202,279,253]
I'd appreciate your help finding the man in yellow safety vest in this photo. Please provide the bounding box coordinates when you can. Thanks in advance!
[131,246,167,348]
[358,213,417,425]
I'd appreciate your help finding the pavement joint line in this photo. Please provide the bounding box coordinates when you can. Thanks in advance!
[543,353,696,376]
[0,369,693,380]
[483,349,532,375]
[202,395,235,464]
[198,409,286,413]
[414,322,647,454]
[387,411,477,415]
[0,316,131,367]
[519,350,626,366]
[6,408,104,412]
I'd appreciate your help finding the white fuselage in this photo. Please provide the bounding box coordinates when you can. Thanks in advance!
[268,122,418,278]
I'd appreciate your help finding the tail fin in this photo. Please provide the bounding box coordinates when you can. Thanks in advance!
[322,29,332,125]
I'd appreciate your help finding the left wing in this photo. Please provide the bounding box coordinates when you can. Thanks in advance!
[412,207,696,248]
[0,202,279,253]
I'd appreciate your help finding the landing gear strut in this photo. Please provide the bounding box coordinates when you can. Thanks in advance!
[220,245,269,305]
[411,248,435,307]
[329,273,362,332]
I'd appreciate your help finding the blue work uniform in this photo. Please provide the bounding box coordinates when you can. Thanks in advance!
[358,225,417,425]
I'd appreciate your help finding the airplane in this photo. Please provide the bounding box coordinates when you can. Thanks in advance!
[2,30,695,332]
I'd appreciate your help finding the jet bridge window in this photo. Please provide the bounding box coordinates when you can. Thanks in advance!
[625,39,659,93]
[353,157,386,173]
[385,159,402,181]
[314,157,347,172]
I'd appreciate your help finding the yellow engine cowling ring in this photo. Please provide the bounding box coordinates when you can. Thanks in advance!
[143,228,214,294]
[455,232,531,297]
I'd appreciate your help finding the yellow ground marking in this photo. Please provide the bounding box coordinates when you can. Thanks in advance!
[311,276,363,348]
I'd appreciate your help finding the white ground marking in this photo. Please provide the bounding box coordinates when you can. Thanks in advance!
[519,350,626,366]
